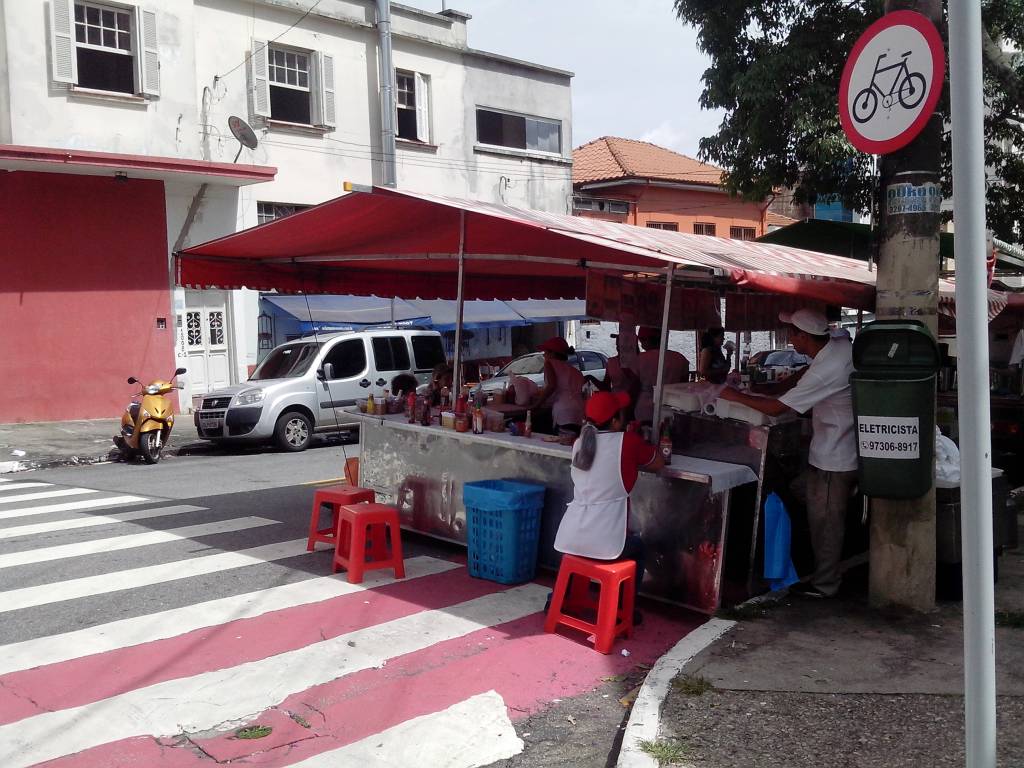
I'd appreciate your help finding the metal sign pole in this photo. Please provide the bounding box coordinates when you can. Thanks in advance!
[948,2,997,765]
[452,210,467,394]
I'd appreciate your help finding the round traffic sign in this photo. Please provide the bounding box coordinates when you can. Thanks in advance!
[838,10,945,155]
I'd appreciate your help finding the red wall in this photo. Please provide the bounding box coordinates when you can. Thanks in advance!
[0,171,175,423]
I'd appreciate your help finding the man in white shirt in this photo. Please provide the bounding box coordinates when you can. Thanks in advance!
[719,308,857,598]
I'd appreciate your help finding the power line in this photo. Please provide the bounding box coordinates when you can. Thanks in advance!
[215,0,325,82]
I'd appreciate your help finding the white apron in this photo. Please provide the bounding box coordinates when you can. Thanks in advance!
[554,432,628,559]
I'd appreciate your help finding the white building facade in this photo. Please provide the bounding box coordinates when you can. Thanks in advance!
[1,0,573,410]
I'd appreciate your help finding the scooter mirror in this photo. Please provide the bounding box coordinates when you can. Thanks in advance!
[175,367,187,376]
[127,377,138,384]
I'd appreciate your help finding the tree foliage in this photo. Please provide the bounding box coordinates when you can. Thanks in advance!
[674,0,1024,241]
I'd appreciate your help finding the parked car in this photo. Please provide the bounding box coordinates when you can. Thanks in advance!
[472,350,608,395]
[194,329,446,451]
[748,348,811,371]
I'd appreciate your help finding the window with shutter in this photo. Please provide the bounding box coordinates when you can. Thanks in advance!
[61,1,156,96]
[396,70,431,142]
[248,39,271,118]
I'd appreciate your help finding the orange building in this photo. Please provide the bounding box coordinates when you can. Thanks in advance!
[573,136,768,239]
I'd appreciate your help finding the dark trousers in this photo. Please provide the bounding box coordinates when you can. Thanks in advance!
[620,533,646,598]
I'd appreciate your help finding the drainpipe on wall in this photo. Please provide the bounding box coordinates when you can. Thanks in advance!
[375,0,397,187]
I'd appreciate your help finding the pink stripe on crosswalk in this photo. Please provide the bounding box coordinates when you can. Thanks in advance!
[36,610,701,768]
[0,566,502,726]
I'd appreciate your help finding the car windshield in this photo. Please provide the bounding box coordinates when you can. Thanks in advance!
[250,343,320,380]
[764,350,805,367]
[499,355,545,377]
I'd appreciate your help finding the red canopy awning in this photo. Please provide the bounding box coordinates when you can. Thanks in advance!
[177,187,998,316]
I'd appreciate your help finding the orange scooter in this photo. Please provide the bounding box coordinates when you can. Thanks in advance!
[114,368,187,464]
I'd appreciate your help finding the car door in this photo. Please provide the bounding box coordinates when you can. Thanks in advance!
[370,335,413,391]
[577,351,607,381]
[318,337,369,426]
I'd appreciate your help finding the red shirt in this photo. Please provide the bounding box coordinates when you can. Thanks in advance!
[620,431,659,493]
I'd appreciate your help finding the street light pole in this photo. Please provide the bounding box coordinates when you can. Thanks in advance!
[948,1,998,764]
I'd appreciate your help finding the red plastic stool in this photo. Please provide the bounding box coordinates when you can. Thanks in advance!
[307,485,375,551]
[332,503,406,584]
[543,554,635,654]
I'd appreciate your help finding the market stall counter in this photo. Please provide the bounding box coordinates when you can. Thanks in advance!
[350,410,769,614]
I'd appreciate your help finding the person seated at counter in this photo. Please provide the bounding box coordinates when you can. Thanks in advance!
[390,373,419,397]
[422,362,454,406]
[553,391,664,622]
[530,337,585,435]
[634,326,689,423]
[717,308,856,599]
[698,327,730,384]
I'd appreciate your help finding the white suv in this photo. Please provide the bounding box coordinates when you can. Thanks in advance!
[194,329,445,451]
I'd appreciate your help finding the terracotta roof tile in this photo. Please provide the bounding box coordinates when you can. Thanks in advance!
[572,136,724,187]
[766,212,801,227]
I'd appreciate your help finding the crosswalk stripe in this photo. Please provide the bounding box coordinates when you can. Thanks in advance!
[0,516,279,570]
[0,483,52,493]
[287,691,523,767]
[0,488,96,505]
[0,505,205,541]
[0,556,460,676]
[0,584,546,768]
[0,495,150,520]
[0,538,312,614]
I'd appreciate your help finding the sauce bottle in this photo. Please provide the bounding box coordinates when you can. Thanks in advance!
[366,392,376,415]
[524,410,533,438]
[659,418,673,465]
[407,391,417,423]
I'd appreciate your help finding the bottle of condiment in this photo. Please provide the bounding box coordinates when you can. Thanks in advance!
[419,395,431,426]
[455,388,468,416]
[659,418,673,466]
[524,410,533,438]
[407,391,417,423]
[472,406,484,434]
[366,392,376,415]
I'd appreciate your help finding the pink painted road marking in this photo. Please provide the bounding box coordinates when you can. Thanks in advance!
[38,607,702,768]
[0,567,504,726]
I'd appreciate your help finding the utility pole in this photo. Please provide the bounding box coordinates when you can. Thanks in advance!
[869,0,941,612]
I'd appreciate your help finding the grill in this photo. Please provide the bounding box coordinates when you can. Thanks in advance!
[202,397,232,409]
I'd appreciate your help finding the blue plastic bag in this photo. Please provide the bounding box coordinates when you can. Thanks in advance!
[763,492,800,590]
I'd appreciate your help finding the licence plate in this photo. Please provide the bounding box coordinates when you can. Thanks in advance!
[200,417,222,432]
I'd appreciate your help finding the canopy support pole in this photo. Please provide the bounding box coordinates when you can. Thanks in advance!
[452,210,467,394]
[652,264,675,429]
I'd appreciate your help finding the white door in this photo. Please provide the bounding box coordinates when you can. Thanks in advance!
[183,291,232,399]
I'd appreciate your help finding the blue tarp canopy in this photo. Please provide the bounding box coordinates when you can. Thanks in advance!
[262,294,588,330]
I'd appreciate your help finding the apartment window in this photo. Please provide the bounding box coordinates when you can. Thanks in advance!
[249,39,335,129]
[257,202,311,225]
[476,108,561,154]
[573,196,630,215]
[693,222,717,236]
[646,221,679,231]
[49,1,160,97]
[395,70,431,142]
[730,226,757,241]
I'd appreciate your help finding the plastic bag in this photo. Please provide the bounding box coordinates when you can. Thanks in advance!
[763,492,800,590]
[935,426,961,488]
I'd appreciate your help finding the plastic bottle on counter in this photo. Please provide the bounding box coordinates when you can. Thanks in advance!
[472,406,484,434]
[366,392,376,415]
[659,418,673,466]
[455,388,468,417]
[406,391,417,423]
[524,410,533,438]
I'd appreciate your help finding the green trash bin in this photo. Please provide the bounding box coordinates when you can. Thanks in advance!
[851,320,940,499]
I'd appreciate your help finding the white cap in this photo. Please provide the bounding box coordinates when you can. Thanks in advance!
[779,308,828,335]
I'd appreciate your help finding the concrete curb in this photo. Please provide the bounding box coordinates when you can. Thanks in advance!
[0,442,214,474]
[616,618,736,768]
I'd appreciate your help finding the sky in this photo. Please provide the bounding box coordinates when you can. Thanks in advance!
[399,0,722,158]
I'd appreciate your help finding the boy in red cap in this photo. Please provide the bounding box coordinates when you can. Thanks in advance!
[553,391,664,617]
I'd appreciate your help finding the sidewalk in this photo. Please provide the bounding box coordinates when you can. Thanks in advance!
[0,418,208,473]
[648,540,1024,767]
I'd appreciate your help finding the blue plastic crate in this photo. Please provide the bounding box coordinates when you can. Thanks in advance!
[464,479,545,585]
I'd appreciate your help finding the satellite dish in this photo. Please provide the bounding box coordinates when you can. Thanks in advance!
[228,115,259,162]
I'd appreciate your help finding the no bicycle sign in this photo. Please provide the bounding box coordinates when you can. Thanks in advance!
[839,10,945,155]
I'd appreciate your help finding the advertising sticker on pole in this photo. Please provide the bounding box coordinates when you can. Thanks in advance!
[838,10,945,155]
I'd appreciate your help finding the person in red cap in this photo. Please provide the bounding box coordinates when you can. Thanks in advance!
[553,390,664,614]
[634,326,689,422]
[531,337,585,434]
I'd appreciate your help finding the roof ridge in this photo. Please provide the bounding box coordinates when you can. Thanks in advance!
[604,136,723,172]
[603,137,633,176]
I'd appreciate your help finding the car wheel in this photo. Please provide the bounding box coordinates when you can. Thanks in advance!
[275,411,312,452]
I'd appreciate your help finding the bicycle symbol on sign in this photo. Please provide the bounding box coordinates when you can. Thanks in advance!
[852,50,927,124]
